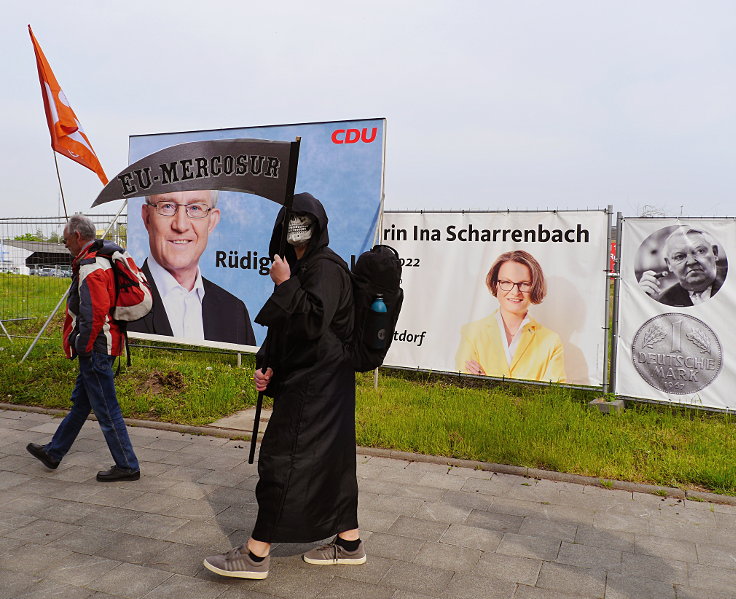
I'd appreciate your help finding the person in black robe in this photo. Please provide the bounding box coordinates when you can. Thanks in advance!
[204,192,364,580]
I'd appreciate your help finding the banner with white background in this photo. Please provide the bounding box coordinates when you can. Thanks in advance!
[615,217,735,410]
[382,210,610,387]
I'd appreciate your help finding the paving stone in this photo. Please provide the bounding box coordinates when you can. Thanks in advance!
[166,519,238,549]
[0,511,36,534]
[75,505,140,532]
[535,561,606,598]
[118,512,190,540]
[441,491,494,512]
[363,532,425,561]
[675,585,736,599]
[443,572,516,598]
[85,487,146,509]
[314,576,394,599]
[46,553,122,586]
[0,541,74,575]
[15,579,96,599]
[50,527,120,555]
[556,541,621,571]
[414,501,472,524]
[0,470,30,490]
[574,525,635,553]
[518,516,577,542]
[5,518,82,544]
[381,561,453,596]
[592,510,651,535]
[0,568,40,599]
[324,554,394,584]
[696,542,736,570]
[357,507,400,533]
[605,572,676,599]
[167,497,230,520]
[413,541,481,572]
[218,557,332,599]
[621,551,688,584]
[372,494,424,516]
[387,515,449,541]
[97,532,177,564]
[688,563,736,591]
[472,552,541,585]
[160,480,214,500]
[205,484,257,507]
[465,509,523,534]
[138,573,226,599]
[497,533,561,561]
[417,472,467,491]
[87,562,174,598]
[633,534,698,563]
[123,491,186,515]
[513,585,591,599]
[439,523,503,552]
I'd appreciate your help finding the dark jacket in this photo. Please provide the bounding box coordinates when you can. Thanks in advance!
[127,260,255,345]
[658,274,725,307]
[252,192,357,543]
[63,240,125,358]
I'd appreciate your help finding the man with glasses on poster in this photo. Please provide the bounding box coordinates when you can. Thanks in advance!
[128,190,256,344]
[638,226,725,307]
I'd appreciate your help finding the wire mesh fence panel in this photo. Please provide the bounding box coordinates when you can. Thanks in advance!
[0,215,127,334]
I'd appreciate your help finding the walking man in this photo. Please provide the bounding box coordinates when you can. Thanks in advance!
[26,214,141,482]
[204,193,364,579]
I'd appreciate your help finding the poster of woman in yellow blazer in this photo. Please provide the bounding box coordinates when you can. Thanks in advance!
[455,250,565,382]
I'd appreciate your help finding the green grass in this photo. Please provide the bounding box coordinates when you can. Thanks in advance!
[0,273,70,322]
[2,323,734,495]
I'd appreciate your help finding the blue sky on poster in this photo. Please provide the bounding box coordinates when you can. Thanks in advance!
[2,0,735,219]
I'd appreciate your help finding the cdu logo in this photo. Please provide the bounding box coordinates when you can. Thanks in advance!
[331,128,378,144]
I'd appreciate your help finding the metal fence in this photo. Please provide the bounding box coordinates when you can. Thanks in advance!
[0,215,127,328]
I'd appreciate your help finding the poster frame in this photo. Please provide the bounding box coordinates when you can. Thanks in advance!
[613,215,736,413]
[382,207,614,392]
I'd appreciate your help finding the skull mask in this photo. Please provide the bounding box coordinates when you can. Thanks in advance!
[286,213,315,246]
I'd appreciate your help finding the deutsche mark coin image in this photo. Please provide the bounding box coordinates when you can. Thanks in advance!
[631,313,722,394]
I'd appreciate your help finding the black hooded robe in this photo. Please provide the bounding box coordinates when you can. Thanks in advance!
[252,193,358,543]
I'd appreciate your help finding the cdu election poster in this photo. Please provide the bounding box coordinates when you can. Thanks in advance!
[615,217,736,410]
[125,118,385,349]
[382,210,610,387]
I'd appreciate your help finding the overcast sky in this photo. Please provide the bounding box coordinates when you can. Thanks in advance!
[2,1,735,219]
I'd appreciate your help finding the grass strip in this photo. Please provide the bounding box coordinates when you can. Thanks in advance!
[1,321,734,495]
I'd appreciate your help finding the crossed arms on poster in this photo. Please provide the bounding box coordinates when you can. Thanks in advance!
[455,250,566,383]
[92,138,300,346]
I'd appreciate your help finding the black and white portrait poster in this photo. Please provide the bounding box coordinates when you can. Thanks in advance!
[615,217,735,410]
[382,210,610,387]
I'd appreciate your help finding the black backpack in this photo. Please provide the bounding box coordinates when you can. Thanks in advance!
[347,245,404,371]
[317,244,403,372]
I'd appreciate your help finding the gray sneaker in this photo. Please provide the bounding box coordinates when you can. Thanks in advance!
[203,545,269,579]
[303,539,367,565]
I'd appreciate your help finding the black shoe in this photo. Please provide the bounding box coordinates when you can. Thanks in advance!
[96,465,140,482]
[26,443,60,469]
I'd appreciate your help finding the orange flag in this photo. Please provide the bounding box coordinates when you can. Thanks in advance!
[28,25,108,185]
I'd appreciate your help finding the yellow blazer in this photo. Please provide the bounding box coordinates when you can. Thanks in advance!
[455,312,566,383]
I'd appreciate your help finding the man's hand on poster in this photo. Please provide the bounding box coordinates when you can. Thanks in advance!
[638,270,667,298]
[270,255,291,285]
[254,367,273,392]
[465,360,486,376]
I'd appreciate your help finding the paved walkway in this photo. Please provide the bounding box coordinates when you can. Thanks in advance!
[1,409,735,599]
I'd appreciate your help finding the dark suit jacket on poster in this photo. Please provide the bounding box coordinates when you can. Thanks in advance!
[128,261,256,345]
[658,275,725,307]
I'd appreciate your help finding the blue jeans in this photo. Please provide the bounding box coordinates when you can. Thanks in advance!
[46,352,139,471]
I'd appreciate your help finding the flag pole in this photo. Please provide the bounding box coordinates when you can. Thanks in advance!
[52,150,69,220]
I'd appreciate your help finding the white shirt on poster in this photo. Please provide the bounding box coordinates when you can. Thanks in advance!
[495,311,531,366]
[147,256,206,340]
